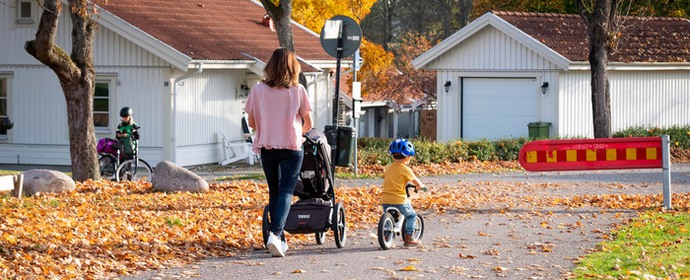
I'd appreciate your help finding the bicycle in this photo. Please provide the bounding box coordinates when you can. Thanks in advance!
[98,138,153,182]
[377,183,425,250]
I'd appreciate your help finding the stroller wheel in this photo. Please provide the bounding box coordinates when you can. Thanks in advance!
[315,232,325,245]
[377,212,396,250]
[261,205,270,248]
[332,202,347,248]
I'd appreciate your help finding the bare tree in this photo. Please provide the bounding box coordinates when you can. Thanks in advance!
[577,0,628,138]
[24,0,100,180]
[261,0,295,52]
[459,0,473,28]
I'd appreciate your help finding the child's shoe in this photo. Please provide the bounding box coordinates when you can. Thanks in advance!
[403,234,421,246]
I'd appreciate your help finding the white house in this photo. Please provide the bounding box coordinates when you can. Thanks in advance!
[413,11,690,141]
[0,0,345,167]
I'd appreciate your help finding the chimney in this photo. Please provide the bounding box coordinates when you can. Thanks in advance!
[262,14,275,32]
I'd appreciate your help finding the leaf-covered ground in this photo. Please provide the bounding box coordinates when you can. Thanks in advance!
[2,163,690,279]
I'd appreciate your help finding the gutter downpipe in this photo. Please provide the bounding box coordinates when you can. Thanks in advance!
[171,62,204,163]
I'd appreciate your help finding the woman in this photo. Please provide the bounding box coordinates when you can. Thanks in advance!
[244,48,313,257]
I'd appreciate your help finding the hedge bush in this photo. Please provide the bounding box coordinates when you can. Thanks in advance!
[355,125,690,165]
[613,125,690,149]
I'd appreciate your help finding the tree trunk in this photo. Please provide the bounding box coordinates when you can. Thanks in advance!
[25,0,100,180]
[459,0,473,28]
[578,0,615,138]
[261,0,295,52]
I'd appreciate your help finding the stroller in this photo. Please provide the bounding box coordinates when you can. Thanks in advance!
[261,129,347,248]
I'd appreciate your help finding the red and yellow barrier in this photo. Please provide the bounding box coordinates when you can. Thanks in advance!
[518,137,662,172]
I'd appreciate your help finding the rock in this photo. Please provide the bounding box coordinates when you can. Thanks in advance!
[152,161,209,193]
[20,169,76,196]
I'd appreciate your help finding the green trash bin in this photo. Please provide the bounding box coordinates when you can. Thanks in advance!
[527,122,551,139]
[324,125,356,167]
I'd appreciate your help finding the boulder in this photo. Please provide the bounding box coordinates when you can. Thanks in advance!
[152,161,209,193]
[20,169,75,196]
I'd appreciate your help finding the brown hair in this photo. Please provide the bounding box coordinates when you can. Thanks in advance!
[261,48,301,88]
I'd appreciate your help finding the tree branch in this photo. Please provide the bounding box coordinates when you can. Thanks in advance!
[24,0,79,81]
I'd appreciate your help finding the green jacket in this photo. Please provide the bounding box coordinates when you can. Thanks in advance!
[117,121,140,140]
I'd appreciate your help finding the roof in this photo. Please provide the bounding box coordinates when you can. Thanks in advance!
[414,11,690,69]
[494,11,690,63]
[94,0,333,70]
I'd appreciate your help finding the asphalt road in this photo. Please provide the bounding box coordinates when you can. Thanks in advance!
[122,164,690,280]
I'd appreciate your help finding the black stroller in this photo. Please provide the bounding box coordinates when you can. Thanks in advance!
[261,129,347,248]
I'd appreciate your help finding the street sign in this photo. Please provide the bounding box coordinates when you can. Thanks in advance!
[320,16,362,59]
[519,137,663,172]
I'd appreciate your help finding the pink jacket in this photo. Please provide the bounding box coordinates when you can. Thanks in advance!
[244,83,312,154]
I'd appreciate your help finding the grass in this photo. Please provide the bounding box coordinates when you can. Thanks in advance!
[573,211,690,279]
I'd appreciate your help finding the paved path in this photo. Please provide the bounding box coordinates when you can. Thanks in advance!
[122,164,690,280]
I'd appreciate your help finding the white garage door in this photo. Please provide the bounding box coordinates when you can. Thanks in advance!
[462,78,537,140]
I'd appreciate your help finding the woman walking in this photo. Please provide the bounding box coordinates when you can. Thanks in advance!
[244,48,313,257]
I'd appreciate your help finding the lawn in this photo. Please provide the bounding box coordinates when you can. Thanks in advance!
[573,211,690,279]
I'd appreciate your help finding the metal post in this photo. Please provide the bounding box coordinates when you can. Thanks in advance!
[661,134,672,210]
[330,31,343,175]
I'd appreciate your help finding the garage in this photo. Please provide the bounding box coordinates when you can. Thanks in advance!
[462,78,537,140]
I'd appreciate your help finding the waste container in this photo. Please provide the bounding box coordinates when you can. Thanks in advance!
[324,125,356,167]
[527,122,551,139]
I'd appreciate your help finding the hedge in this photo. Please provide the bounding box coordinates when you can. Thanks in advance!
[356,125,690,165]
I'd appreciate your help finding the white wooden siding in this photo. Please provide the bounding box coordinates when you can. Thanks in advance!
[436,70,559,142]
[94,26,171,67]
[304,73,332,132]
[559,70,690,137]
[172,69,246,165]
[426,26,561,71]
[1,4,171,165]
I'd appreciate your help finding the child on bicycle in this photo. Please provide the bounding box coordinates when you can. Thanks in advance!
[116,107,140,158]
[381,138,425,246]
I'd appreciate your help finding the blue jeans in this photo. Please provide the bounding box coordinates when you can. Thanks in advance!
[381,203,417,236]
[261,148,304,239]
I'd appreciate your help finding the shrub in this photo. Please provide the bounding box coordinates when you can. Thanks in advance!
[493,137,528,161]
[467,139,496,161]
[613,125,690,149]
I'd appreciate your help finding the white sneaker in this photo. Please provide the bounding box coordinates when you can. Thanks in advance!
[282,240,288,254]
[266,232,285,257]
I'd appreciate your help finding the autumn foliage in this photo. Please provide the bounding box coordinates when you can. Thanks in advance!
[2,173,690,278]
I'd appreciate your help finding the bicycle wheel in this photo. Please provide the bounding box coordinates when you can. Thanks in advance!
[377,212,396,250]
[98,154,117,180]
[402,214,424,241]
[116,158,153,182]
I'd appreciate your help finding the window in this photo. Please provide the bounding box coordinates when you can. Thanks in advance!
[16,0,34,24]
[0,78,8,137]
[93,81,110,128]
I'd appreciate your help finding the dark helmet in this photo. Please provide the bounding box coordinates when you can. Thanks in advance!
[120,107,133,117]
[389,138,415,157]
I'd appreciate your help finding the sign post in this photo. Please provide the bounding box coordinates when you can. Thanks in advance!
[518,136,672,210]
[320,16,362,173]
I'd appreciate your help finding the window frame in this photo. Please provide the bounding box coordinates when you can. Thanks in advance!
[94,75,117,135]
[0,74,11,140]
[15,0,35,25]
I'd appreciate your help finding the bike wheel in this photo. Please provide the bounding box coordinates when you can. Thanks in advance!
[402,214,425,241]
[98,154,116,180]
[377,213,396,250]
[116,158,153,182]
[332,202,347,248]
[262,205,270,248]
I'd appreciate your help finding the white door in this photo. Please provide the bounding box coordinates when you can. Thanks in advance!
[462,78,538,140]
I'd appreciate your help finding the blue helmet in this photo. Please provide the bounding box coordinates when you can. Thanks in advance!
[389,138,415,157]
